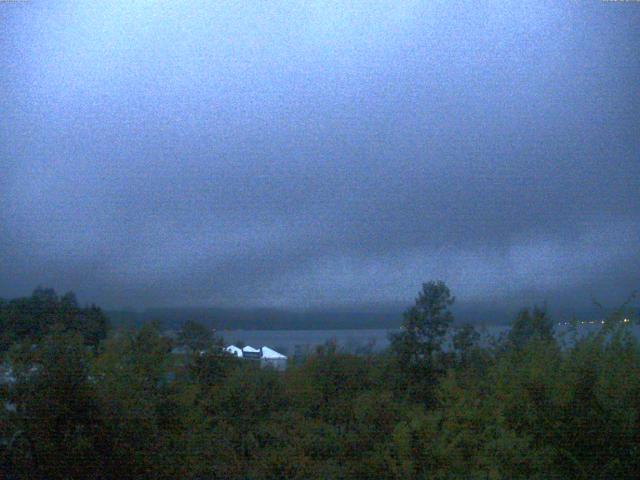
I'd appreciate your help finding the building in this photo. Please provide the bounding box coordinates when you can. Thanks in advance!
[224,345,288,370]
[260,346,287,371]
[241,345,262,360]
[224,345,243,357]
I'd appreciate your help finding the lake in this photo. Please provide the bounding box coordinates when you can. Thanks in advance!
[220,323,640,356]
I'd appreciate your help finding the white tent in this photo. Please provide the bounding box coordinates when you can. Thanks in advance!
[223,345,287,370]
[260,346,287,371]
[242,345,262,359]
[225,345,243,357]
[261,346,286,359]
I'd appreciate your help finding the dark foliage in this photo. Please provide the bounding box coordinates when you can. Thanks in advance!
[2,284,639,479]
[0,287,109,352]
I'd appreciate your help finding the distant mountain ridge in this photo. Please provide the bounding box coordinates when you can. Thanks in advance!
[105,300,601,331]
[106,307,403,330]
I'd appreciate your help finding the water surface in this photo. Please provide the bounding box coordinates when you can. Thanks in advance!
[220,323,640,356]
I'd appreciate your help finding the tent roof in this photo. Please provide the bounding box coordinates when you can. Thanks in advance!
[225,345,243,357]
[261,346,287,359]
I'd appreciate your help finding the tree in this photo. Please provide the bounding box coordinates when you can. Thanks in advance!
[390,280,455,402]
[0,288,109,351]
[507,306,554,350]
[452,323,480,365]
[190,348,240,387]
[90,322,175,479]
[4,328,102,479]
[176,320,214,352]
[78,305,109,348]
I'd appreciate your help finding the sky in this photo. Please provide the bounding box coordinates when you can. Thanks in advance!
[1,1,639,317]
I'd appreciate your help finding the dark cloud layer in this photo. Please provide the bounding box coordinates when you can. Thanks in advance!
[1,1,639,316]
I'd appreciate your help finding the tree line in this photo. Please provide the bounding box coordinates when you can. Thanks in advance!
[107,307,403,331]
[1,282,639,479]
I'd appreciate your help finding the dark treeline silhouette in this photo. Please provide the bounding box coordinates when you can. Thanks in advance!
[107,306,404,331]
[106,302,597,332]
[1,283,639,479]
[0,287,109,352]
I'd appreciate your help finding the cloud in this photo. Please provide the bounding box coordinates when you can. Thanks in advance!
[1,1,639,313]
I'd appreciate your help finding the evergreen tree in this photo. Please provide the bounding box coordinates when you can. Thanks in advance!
[507,306,554,350]
[390,280,455,402]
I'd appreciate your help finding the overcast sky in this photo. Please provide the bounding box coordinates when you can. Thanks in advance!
[1,1,639,315]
